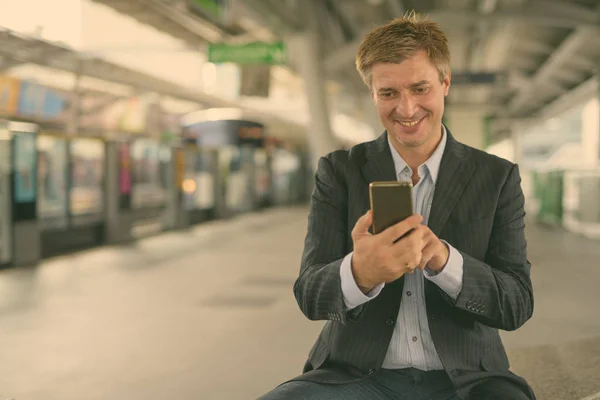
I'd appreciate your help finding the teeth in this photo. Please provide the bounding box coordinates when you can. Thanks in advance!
[399,119,421,127]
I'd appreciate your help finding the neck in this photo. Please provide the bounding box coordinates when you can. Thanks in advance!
[392,127,443,171]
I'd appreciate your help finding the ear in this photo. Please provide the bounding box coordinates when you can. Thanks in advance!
[443,70,451,97]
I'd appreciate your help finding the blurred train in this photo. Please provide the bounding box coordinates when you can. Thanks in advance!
[0,117,312,267]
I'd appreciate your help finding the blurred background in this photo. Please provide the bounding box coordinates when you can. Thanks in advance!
[0,0,599,399]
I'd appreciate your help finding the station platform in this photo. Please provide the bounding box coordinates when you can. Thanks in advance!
[0,206,599,400]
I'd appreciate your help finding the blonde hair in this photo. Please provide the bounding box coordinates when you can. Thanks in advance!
[355,11,450,89]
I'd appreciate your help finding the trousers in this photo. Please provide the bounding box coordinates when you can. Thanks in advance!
[258,367,536,400]
[258,368,460,400]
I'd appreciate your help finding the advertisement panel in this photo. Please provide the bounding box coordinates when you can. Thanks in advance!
[102,96,151,133]
[118,143,132,195]
[17,81,67,121]
[0,75,20,115]
[37,135,68,220]
[13,131,37,203]
[70,138,105,216]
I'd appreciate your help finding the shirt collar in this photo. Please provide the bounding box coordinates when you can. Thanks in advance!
[387,124,447,184]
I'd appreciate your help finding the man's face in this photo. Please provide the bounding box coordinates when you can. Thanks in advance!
[371,50,450,150]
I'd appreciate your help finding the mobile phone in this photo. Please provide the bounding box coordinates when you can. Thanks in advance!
[369,181,414,235]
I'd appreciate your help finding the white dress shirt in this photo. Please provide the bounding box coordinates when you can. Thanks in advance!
[339,126,464,371]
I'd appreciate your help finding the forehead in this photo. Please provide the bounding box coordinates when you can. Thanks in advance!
[371,51,438,89]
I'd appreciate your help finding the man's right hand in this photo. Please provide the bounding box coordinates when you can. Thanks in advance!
[350,210,426,293]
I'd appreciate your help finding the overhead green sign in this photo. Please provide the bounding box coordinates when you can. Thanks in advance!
[189,0,224,19]
[208,42,286,65]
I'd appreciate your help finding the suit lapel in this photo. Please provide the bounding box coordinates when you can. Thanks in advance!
[360,132,398,184]
[359,129,476,236]
[427,130,475,236]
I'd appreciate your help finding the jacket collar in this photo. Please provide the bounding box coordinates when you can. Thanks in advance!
[360,126,475,236]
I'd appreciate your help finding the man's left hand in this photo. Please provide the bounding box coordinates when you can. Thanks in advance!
[417,225,449,272]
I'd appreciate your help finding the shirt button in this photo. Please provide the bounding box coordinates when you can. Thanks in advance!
[385,318,394,326]
[412,336,418,342]
[406,291,412,296]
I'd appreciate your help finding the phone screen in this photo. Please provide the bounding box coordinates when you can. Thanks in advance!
[369,181,414,234]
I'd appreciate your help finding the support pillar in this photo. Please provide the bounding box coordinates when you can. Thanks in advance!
[579,92,600,224]
[286,0,339,171]
[581,95,600,169]
[67,58,83,135]
[360,95,382,135]
[444,109,486,150]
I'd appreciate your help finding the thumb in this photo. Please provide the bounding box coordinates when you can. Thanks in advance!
[352,210,373,239]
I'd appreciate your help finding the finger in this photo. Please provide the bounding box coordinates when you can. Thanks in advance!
[394,240,423,271]
[418,242,437,270]
[351,210,373,239]
[393,224,428,251]
[380,214,423,244]
[405,258,420,273]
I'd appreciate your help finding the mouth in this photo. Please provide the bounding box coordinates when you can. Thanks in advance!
[398,117,425,126]
[393,115,427,132]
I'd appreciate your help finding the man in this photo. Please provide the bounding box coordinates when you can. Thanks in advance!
[259,12,535,400]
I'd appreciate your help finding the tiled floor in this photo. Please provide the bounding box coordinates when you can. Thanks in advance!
[0,206,598,400]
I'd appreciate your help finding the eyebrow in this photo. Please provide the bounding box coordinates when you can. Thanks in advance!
[408,80,430,88]
[377,80,430,92]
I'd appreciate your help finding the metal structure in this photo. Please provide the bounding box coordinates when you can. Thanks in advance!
[240,0,600,141]
[62,0,600,143]
[0,27,308,145]
[89,0,231,45]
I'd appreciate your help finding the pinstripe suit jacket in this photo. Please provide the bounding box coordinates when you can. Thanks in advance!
[292,129,534,399]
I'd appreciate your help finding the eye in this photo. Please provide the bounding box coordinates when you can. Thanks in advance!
[378,91,395,99]
[414,86,429,94]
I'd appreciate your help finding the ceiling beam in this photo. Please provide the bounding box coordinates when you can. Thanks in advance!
[91,0,226,43]
[463,0,499,105]
[507,1,600,115]
[386,0,406,18]
[263,0,304,31]
[568,56,597,72]
[537,76,598,120]
[79,94,128,116]
[324,28,370,75]
[553,68,588,84]
[324,0,356,42]
[324,1,600,75]
[467,0,498,69]
[492,76,598,130]
[435,0,599,30]
[514,39,554,56]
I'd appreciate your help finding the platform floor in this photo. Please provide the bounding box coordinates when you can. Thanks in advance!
[0,206,599,400]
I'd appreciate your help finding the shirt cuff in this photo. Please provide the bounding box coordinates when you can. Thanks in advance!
[423,241,463,300]
[340,252,385,310]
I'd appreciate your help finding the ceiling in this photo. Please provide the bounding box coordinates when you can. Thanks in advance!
[86,0,600,143]
[238,0,600,141]
[0,23,309,147]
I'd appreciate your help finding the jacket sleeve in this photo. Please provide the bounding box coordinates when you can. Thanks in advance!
[450,164,534,331]
[293,155,364,324]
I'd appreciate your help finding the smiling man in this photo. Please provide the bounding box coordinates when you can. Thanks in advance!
[259,12,535,400]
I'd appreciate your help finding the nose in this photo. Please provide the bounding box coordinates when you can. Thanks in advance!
[394,94,418,119]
